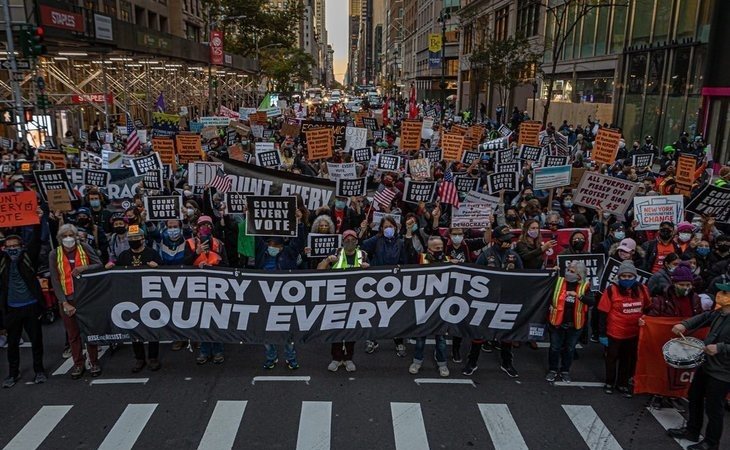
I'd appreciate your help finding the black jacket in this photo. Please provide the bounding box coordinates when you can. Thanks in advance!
[0,250,43,313]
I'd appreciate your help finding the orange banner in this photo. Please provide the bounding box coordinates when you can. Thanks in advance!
[634,316,708,397]
[0,191,39,228]
[518,121,542,147]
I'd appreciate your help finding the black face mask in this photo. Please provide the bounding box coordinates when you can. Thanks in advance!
[129,240,143,250]
[77,218,90,227]
[430,251,445,261]
[571,240,585,251]
[659,229,673,241]
[506,216,518,223]
[114,226,127,235]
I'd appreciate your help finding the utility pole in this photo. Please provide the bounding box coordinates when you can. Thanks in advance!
[438,8,450,124]
[2,0,27,142]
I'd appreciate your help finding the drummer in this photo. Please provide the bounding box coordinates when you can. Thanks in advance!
[668,282,730,450]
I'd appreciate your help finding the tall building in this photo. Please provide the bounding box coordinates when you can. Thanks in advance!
[384,0,404,96]
[347,0,362,86]
[314,0,329,86]
[356,0,375,86]
[299,0,321,85]
[372,0,387,86]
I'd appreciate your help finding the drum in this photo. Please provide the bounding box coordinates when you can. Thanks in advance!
[662,337,706,369]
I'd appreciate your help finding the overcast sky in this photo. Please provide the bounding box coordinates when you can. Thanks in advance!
[326,0,348,84]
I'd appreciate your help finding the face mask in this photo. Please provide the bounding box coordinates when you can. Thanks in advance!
[452,235,463,245]
[696,247,710,257]
[13,186,23,192]
[113,226,127,235]
[410,223,418,233]
[667,266,676,274]
[614,231,625,240]
[506,216,518,223]
[564,201,573,208]
[618,278,636,289]
[500,241,512,249]
[6,248,20,259]
[129,240,143,250]
[571,240,585,251]
[343,241,357,252]
[659,229,673,240]
[383,227,395,238]
[267,246,280,257]
[198,227,211,238]
[430,251,444,261]
[62,237,76,249]
[678,232,692,243]
[564,271,579,283]
[186,208,196,217]
[527,230,539,239]
[524,194,535,201]
[675,286,691,297]
[183,190,193,198]
[166,228,182,240]
[335,200,346,210]
[89,199,101,208]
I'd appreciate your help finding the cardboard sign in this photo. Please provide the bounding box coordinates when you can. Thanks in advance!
[408,158,431,181]
[685,184,730,223]
[144,195,183,221]
[441,133,465,162]
[592,128,622,166]
[256,149,281,168]
[224,192,252,214]
[573,171,638,216]
[305,128,334,160]
[228,144,246,162]
[34,169,76,202]
[327,162,357,181]
[376,153,401,172]
[130,153,162,176]
[676,154,697,187]
[518,121,541,147]
[486,172,519,194]
[0,191,39,228]
[402,179,437,204]
[451,203,492,229]
[518,145,542,162]
[345,127,368,152]
[543,155,569,167]
[245,195,298,236]
[633,195,685,230]
[175,134,203,164]
[38,151,67,169]
[464,191,499,208]
[631,153,654,169]
[400,120,423,151]
[307,233,342,258]
[599,257,652,292]
[187,161,224,186]
[451,125,468,136]
[556,254,606,292]
[46,189,72,212]
[454,176,479,194]
[352,147,373,164]
[532,165,572,190]
[83,169,111,187]
[151,137,176,170]
[281,122,301,137]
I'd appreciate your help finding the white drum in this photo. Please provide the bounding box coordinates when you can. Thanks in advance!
[662,337,705,369]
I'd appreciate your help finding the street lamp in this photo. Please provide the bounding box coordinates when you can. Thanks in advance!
[437,8,451,123]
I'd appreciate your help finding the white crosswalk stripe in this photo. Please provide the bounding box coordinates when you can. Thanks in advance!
[647,407,701,450]
[563,405,623,450]
[198,400,248,450]
[391,402,430,450]
[98,403,157,450]
[3,405,72,450]
[478,403,528,450]
[296,401,332,450]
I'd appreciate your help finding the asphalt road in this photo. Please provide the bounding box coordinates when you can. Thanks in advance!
[1,320,728,450]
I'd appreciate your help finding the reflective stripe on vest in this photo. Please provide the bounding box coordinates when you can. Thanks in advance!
[549,277,590,329]
[187,238,223,266]
[332,249,362,269]
[57,245,88,296]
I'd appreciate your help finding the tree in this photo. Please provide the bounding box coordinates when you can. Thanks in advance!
[539,0,628,124]
[260,47,316,96]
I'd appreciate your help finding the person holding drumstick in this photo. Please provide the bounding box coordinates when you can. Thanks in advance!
[668,282,730,450]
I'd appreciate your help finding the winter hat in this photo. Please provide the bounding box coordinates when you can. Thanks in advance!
[617,238,636,253]
[671,265,695,283]
[617,260,637,277]
[677,221,694,233]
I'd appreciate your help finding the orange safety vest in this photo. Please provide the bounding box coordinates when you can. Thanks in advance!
[418,253,450,264]
[548,277,590,329]
[187,238,223,266]
[56,245,88,296]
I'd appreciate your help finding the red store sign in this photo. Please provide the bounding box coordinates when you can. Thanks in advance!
[40,5,85,33]
[71,93,114,104]
[210,30,224,65]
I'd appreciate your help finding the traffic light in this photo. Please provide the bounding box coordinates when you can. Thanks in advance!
[36,94,50,110]
[19,25,46,58]
[0,110,13,124]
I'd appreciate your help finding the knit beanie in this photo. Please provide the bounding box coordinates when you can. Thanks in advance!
[671,265,695,283]
[617,260,637,277]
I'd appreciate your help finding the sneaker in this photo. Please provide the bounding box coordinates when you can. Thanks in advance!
[462,365,478,376]
[132,359,146,373]
[263,358,278,369]
[171,341,186,351]
[34,372,47,384]
[618,386,633,398]
[590,335,599,343]
[286,359,299,370]
[438,366,450,377]
[89,364,102,377]
[327,360,341,372]
[196,354,209,365]
[365,340,379,354]
[604,384,614,395]
[500,364,519,378]
[408,362,421,374]
[148,359,161,371]
[71,365,85,380]
[480,342,493,353]
[545,370,558,382]
[62,346,72,359]
[451,347,462,363]
[0,335,6,348]
[212,353,225,364]
[560,372,571,383]
[344,360,356,372]
[395,344,407,357]
[667,427,700,442]
[2,374,20,388]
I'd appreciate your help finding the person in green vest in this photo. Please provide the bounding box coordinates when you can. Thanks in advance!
[715,166,730,188]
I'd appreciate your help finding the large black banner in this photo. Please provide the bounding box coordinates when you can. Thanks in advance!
[74,265,556,345]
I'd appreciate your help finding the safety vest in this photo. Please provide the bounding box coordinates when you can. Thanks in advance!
[332,249,363,269]
[186,238,223,266]
[418,253,450,264]
[548,277,590,329]
[715,178,728,188]
[56,245,88,296]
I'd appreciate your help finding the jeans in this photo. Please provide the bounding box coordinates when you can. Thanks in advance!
[605,336,638,388]
[6,304,44,376]
[199,342,224,357]
[687,367,730,445]
[264,342,296,362]
[132,341,159,360]
[413,336,447,366]
[548,325,582,372]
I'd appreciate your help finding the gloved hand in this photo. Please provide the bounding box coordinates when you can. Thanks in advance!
[599,336,609,347]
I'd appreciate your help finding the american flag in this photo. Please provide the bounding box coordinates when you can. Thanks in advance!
[208,167,232,193]
[372,187,396,211]
[438,169,460,208]
[125,113,140,155]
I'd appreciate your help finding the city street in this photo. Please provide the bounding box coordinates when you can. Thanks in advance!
[2,320,728,450]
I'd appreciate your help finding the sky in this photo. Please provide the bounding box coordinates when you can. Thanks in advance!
[325,0,348,84]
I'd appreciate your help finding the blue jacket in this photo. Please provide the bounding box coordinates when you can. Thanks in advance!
[255,223,306,270]
[360,235,406,266]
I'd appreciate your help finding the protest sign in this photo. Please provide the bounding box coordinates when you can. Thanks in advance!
[408,159,431,181]
[481,137,508,151]
[175,134,203,164]
[352,147,373,163]
[199,116,231,127]
[451,203,492,229]
[345,127,368,152]
[461,151,481,166]
[464,191,499,209]
[335,177,367,198]
[599,257,652,291]
[46,189,73,212]
[245,195,298,236]
[372,211,402,230]
[151,112,180,137]
[187,162,224,187]
[685,184,730,223]
[256,149,282,168]
[201,126,219,141]
[454,176,479,194]
[518,145,542,162]
[400,120,423,151]
[468,125,485,142]
[362,117,378,131]
[633,195,684,230]
[130,153,162,176]
[573,171,638,216]
[143,169,164,191]
[80,150,102,169]
[495,162,522,174]
[83,169,111,188]
[102,150,123,169]
[676,154,697,187]
[300,120,346,150]
[144,195,183,221]
[280,122,300,137]
[518,121,541,147]
[451,125,468,136]
[307,234,342,258]
[543,155,569,167]
[38,151,66,169]
[152,138,176,170]
[486,172,519,194]
[631,153,654,169]
[376,154,401,172]
[556,254,606,292]
[251,124,264,139]
[305,128,334,160]
[592,128,622,165]
[0,191,39,227]
[402,179,437,204]
[34,169,76,201]
[224,192,252,214]
[424,149,443,164]
[494,148,515,164]
[441,133,465,162]
[498,124,512,137]
[568,167,587,189]
[227,144,246,162]
[327,162,357,181]
[532,165,572,190]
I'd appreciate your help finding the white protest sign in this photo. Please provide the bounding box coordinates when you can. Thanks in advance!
[199,116,232,127]
[573,171,639,216]
[372,211,401,231]
[327,162,357,181]
[187,161,224,186]
[463,191,499,209]
[633,195,684,230]
[532,165,572,190]
[451,203,493,229]
[345,127,368,152]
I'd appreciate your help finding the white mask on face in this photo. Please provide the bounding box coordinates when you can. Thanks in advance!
[679,232,692,243]
[62,237,76,249]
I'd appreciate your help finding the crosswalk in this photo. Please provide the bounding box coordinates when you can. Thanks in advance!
[1,401,689,450]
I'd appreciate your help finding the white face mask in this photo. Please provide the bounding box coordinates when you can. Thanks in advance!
[679,232,692,243]
[61,237,76,249]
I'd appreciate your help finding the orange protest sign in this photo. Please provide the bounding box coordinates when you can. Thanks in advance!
[441,133,465,162]
[634,316,708,398]
[250,112,268,124]
[38,151,67,169]
[676,154,697,186]
[354,112,370,127]
[0,191,39,228]
[450,125,468,136]
[468,125,484,142]
[400,120,423,151]
[592,128,622,166]
[280,122,300,137]
[517,121,542,147]
[228,144,246,162]
[152,137,176,170]
[175,134,204,164]
[305,128,334,160]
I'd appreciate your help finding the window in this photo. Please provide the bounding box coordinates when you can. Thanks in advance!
[463,23,473,54]
[580,7,596,58]
[669,47,691,97]
[630,0,653,46]
[185,22,201,42]
[494,6,509,41]
[119,0,132,22]
[447,58,458,76]
[160,16,168,33]
[611,4,628,53]
[516,0,540,38]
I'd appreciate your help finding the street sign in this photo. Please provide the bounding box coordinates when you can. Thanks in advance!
[1,59,31,70]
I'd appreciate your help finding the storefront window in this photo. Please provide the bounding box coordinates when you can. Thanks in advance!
[676,0,698,40]
[646,50,664,95]
[595,7,610,56]
[642,95,661,140]
[628,53,647,95]
[630,0,654,46]
[580,8,596,58]
[663,96,687,142]
[611,5,628,53]
[653,0,672,43]
[669,47,690,97]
